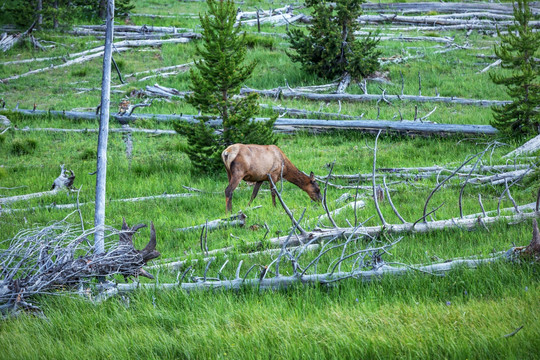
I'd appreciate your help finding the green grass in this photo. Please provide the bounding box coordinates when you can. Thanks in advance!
[0,0,539,358]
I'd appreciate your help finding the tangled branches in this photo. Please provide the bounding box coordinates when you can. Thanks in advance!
[0,215,159,317]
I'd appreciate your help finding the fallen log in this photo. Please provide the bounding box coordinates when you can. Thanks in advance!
[109,256,503,293]
[175,212,247,232]
[0,21,35,52]
[505,134,540,158]
[353,14,540,29]
[0,219,160,315]
[0,165,75,205]
[240,87,510,107]
[360,2,539,15]
[0,192,195,215]
[4,109,499,136]
[204,211,540,255]
[1,38,191,83]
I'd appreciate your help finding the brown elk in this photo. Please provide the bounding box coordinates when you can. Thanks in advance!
[222,144,322,212]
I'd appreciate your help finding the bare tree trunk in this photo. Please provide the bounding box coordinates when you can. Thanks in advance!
[94,0,114,255]
[53,1,59,29]
[37,0,43,28]
[99,0,108,20]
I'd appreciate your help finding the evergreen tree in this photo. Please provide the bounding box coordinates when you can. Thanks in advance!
[174,0,276,172]
[490,0,540,136]
[287,0,381,81]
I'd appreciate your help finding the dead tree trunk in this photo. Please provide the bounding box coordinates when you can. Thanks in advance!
[95,0,115,255]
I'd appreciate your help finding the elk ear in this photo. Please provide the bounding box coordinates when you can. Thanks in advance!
[310,171,315,180]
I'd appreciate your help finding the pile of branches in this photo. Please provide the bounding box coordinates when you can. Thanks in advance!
[0,216,159,317]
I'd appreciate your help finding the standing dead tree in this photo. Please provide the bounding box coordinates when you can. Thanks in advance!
[0,217,160,317]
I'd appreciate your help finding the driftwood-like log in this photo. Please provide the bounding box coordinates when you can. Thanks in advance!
[352,14,540,29]
[240,87,510,107]
[360,2,539,15]
[0,165,75,205]
[175,212,247,232]
[1,192,195,215]
[1,38,190,83]
[109,256,502,293]
[5,109,499,136]
[0,21,35,52]
[505,135,540,158]
[204,211,540,256]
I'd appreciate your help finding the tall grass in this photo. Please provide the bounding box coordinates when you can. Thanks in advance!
[0,0,539,358]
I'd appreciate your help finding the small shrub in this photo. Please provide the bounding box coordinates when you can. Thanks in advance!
[244,34,276,49]
[79,148,96,160]
[71,68,88,77]
[114,59,126,71]
[11,138,37,155]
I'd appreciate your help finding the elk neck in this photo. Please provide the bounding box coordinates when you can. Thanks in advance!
[282,159,311,189]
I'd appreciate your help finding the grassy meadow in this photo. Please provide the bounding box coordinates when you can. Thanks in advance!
[0,0,539,359]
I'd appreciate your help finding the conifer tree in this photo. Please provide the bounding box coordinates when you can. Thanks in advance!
[287,0,380,82]
[490,0,540,136]
[175,0,276,172]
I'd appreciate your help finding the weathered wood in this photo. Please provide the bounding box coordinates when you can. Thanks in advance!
[0,193,195,215]
[505,135,540,158]
[0,38,190,83]
[94,0,115,255]
[360,2,540,15]
[240,87,510,107]
[5,109,499,135]
[205,211,540,255]
[175,212,247,232]
[0,21,35,52]
[354,14,540,28]
[112,256,503,293]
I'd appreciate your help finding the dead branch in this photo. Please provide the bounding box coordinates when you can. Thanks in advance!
[0,21,36,52]
[1,192,196,215]
[0,218,160,316]
[0,165,75,205]
[176,212,247,232]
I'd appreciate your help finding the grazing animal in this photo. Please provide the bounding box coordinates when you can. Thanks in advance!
[222,144,322,212]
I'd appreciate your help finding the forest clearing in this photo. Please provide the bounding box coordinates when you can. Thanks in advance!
[0,0,539,358]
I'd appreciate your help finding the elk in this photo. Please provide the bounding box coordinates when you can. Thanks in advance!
[222,144,322,212]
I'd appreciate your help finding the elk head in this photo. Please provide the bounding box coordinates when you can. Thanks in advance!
[307,172,323,202]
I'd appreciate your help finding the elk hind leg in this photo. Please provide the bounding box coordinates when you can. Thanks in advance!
[247,181,263,206]
[225,175,243,212]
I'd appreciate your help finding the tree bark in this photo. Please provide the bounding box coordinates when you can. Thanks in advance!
[95,0,114,255]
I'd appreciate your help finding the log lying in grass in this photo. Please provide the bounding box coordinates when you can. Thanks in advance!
[0,38,191,83]
[74,25,199,35]
[0,21,35,52]
[5,109,499,136]
[240,87,511,107]
[205,211,540,256]
[319,164,534,184]
[360,2,539,15]
[0,192,195,215]
[352,14,540,29]
[505,135,540,158]
[175,212,247,232]
[0,165,75,205]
